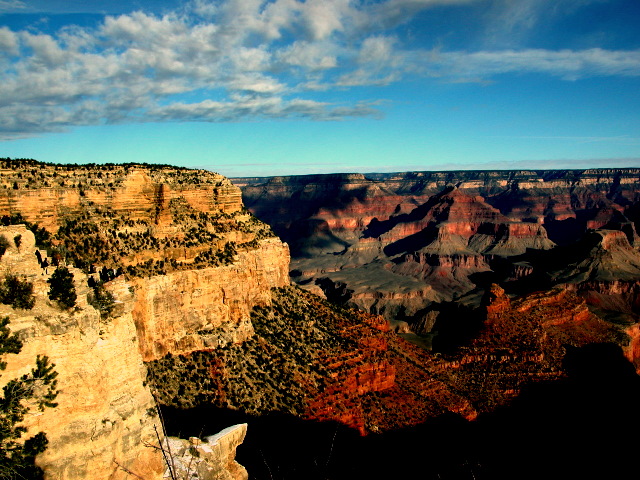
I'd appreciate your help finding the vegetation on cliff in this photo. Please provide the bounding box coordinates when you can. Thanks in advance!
[47,267,77,310]
[0,276,36,311]
[0,158,276,279]
[147,286,375,415]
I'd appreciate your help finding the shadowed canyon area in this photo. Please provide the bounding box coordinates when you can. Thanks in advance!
[0,160,639,479]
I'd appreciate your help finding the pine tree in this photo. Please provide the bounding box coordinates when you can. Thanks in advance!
[0,276,36,310]
[47,267,77,310]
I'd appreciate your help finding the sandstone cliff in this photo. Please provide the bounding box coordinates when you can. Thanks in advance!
[0,160,288,479]
[132,237,289,362]
[0,225,164,480]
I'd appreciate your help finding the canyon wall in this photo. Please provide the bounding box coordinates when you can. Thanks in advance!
[0,160,289,479]
[132,237,289,362]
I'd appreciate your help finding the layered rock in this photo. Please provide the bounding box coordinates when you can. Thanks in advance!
[238,168,640,328]
[132,238,289,361]
[0,160,242,233]
[553,229,640,284]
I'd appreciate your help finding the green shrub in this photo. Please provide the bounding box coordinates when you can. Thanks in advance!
[0,236,9,258]
[88,283,116,319]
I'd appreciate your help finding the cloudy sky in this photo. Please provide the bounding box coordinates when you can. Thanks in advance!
[0,0,638,177]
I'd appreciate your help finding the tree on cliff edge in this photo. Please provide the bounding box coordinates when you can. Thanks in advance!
[47,267,76,310]
[0,317,58,479]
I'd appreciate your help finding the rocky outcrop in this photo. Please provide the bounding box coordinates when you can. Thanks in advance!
[0,162,243,233]
[553,229,640,284]
[163,424,248,480]
[132,238,289,361]
[436,284,628,412]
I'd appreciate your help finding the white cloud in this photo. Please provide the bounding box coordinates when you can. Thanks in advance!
[0,27,19,55]
[0,0,638,139]
[299,0,350,41]
[278,41,338,70]
[424,48,640,80]
[0,0,26,13]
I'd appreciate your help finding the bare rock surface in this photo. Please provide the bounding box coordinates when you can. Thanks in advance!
[163,424,248,480]
[0,225,164,480]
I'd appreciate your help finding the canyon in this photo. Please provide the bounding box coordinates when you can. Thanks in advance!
[1,159,640,479]
[236,168,640,333]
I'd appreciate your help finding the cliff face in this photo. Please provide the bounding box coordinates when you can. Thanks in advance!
[0,162,242,233]
[132,238,289,361]
[0,226,164,480]
[237,168,640,328]
[0,160,288,479]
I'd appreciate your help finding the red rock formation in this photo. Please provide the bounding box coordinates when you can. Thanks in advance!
[485,284,511,319]
[439,283,628,412]
[307,312,397,434]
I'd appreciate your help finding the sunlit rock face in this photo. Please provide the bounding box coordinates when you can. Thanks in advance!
[164,424,248,480]
[237,168,640,328]
[131,237,290,362]
[0,226,164,480]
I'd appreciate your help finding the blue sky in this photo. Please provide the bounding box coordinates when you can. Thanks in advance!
[0,0,639,177]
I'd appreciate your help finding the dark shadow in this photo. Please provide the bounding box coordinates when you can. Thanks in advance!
[314,278,354,306]
[474,342,640,479]
[362,186,454,239]
[160,343,640,480]
[430,302,486,354]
